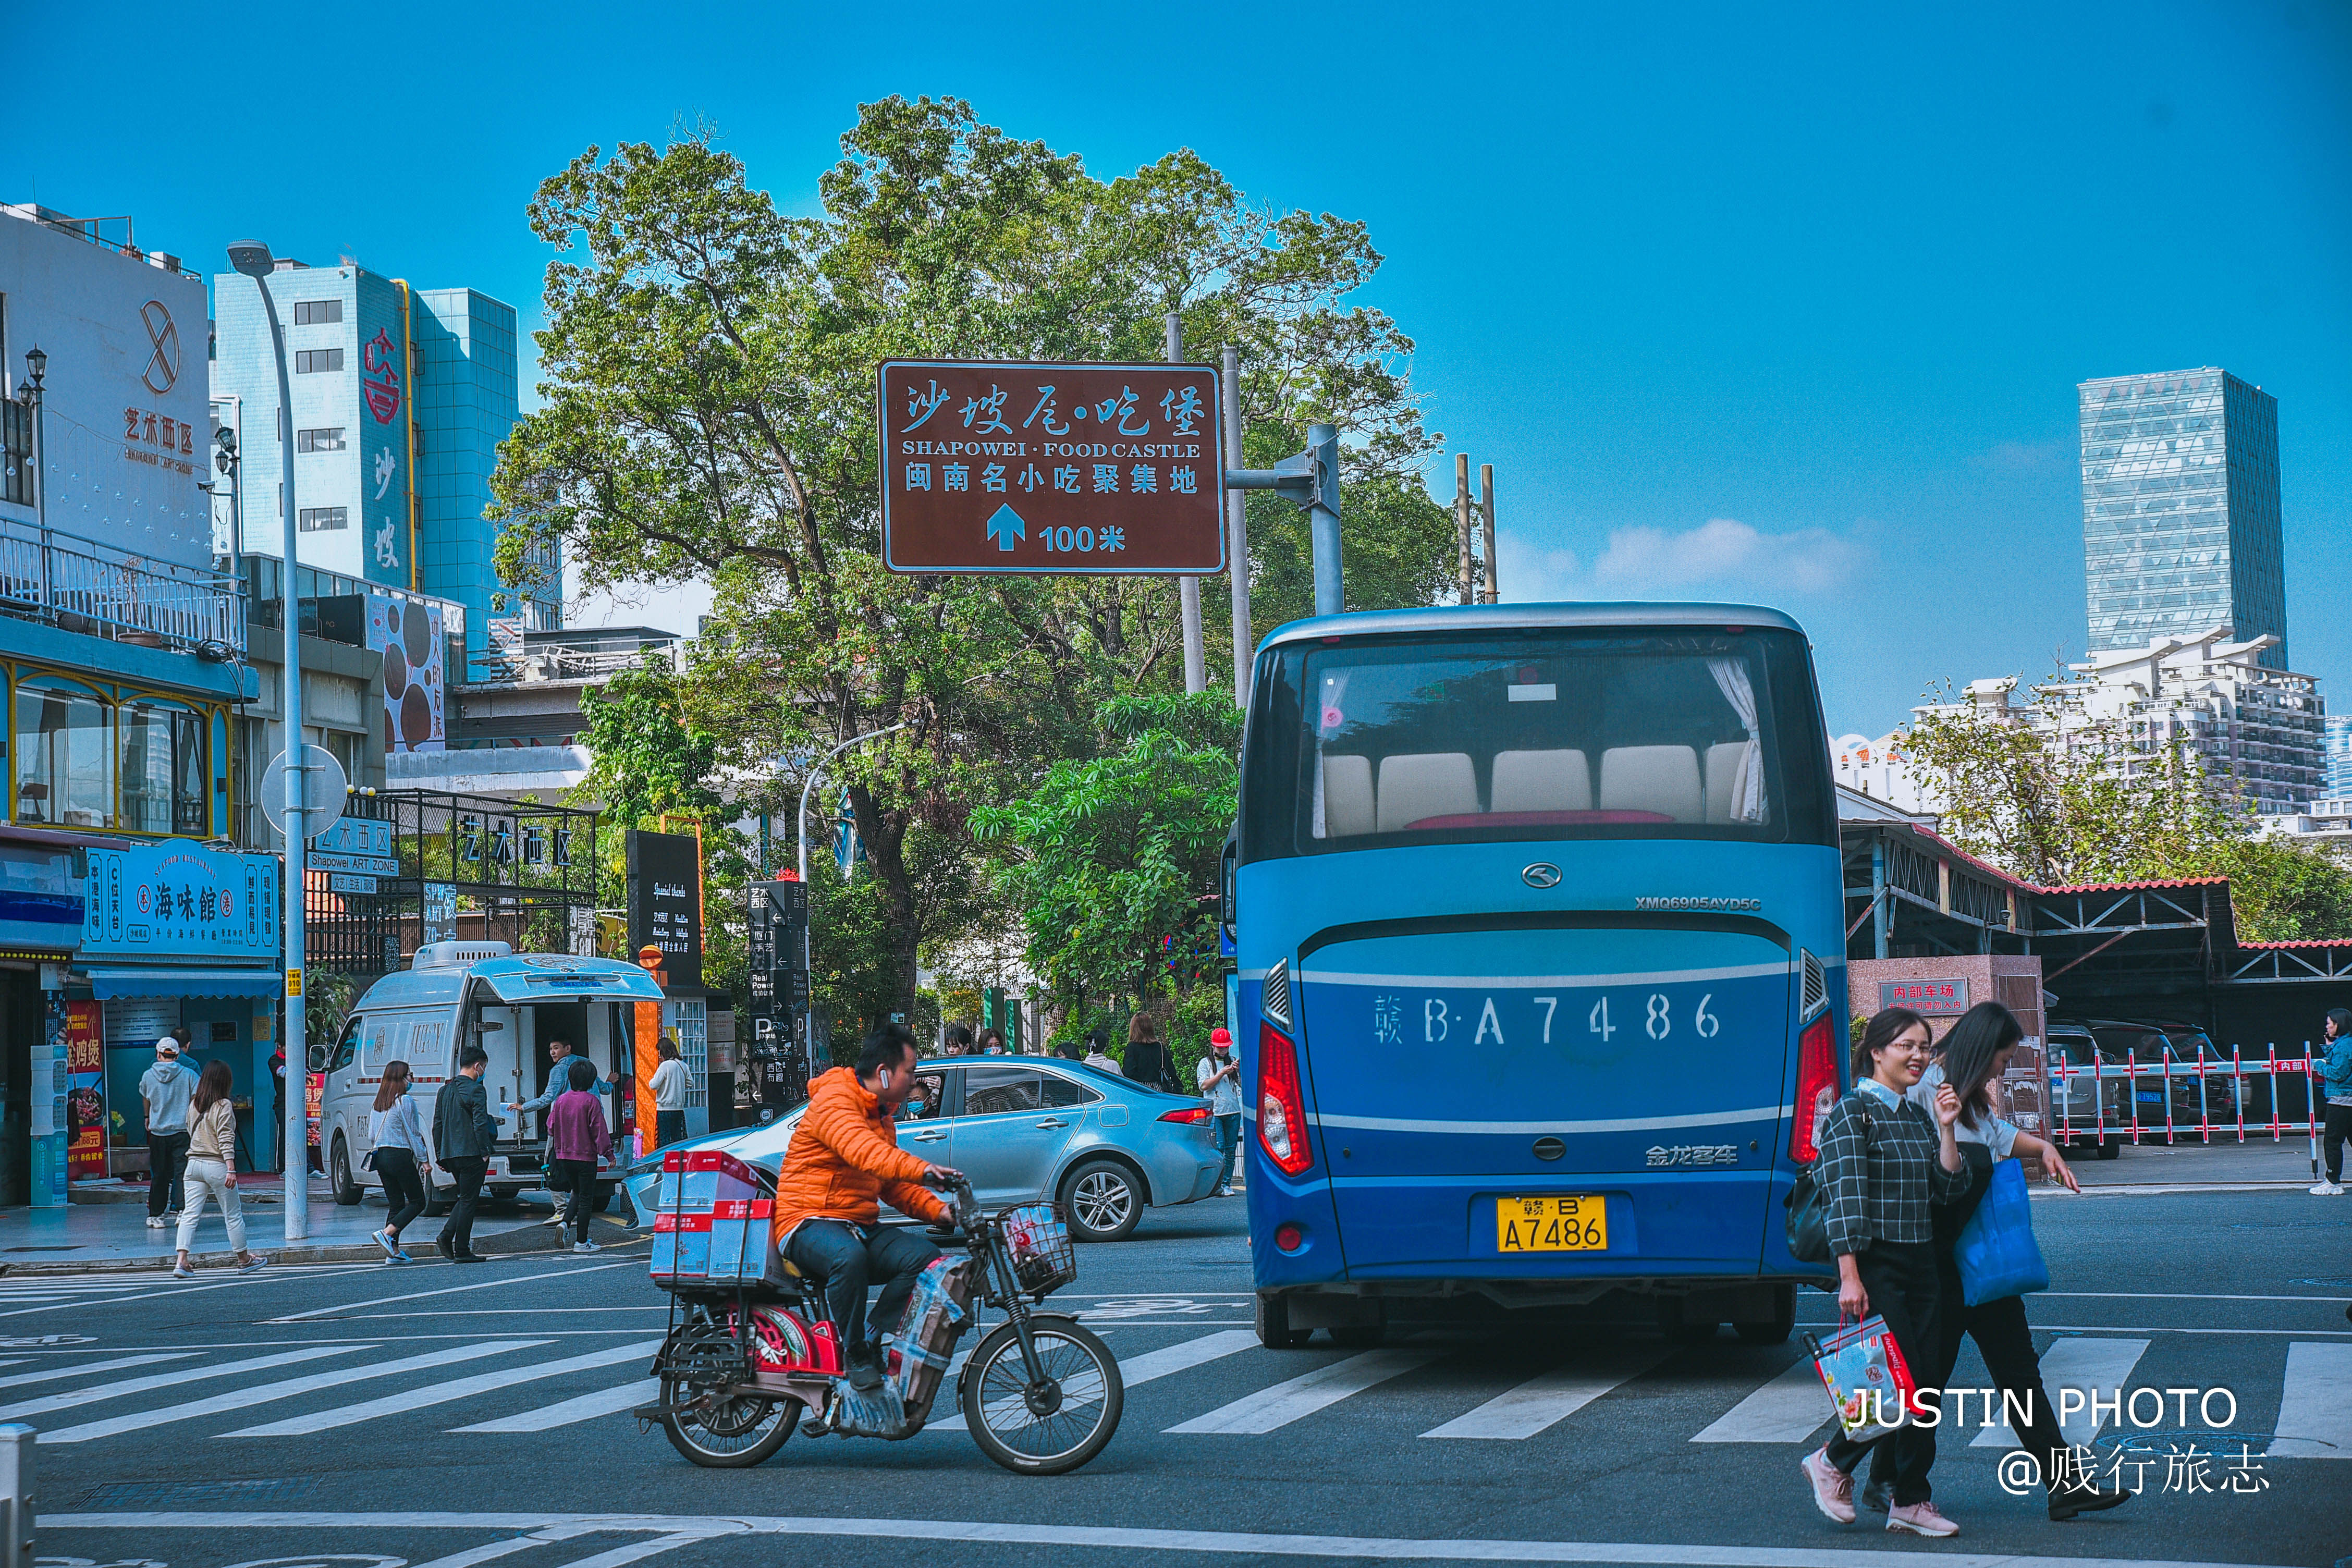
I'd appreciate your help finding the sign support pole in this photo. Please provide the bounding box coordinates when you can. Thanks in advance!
[1226,427,1342,618]
[1169,314,1206,695]
[1222,345,1253,707]
[254,277,310,1245]
[1480,462,1499,603]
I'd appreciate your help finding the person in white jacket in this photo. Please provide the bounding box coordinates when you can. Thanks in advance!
[368,1060,434,1263]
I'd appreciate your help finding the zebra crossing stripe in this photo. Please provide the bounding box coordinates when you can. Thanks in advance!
[1422,1351,1668,1440]
[401,1525,616,1568]
[223,1338,667,1437]
[1689,1357,1829,1443]
[0,1353,194,1391]
[0,1344,359,1422]
[1972,1337,2149,1450]
[38,1340,545,1444]
[1117,1329,1261,1386]
[1167,1349,1438,1435]
[2269,1342,2352,1458]
[540,1534,714,1568]
[452,1378,659,1434]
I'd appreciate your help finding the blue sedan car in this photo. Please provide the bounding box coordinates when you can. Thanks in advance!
[624,1055,1226,1242]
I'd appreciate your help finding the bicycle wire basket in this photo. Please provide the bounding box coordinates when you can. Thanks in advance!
[997,1201,1077,1296]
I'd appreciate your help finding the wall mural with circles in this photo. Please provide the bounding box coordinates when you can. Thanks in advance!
[366,592,447,752]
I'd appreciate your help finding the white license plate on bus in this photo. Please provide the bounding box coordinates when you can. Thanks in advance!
[1496,1195,1607,1253]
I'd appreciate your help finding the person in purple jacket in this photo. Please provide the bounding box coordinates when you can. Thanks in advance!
[546,1057,614,1253]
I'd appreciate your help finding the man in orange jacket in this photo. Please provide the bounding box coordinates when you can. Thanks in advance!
[774,1023,965,1390]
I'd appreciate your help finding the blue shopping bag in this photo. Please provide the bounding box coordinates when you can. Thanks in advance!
[1953,1158,2050,1306]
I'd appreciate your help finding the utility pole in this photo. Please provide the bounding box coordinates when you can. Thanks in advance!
[1222,345,1252,707]
[1480,462,1499,603]
[1170,313,1205,695]
[229,239,308,1242]
[1454,454,1475,605]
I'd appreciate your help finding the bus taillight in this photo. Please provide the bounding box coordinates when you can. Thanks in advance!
[1790,1013,1838,1163]
[1258,1022,1313,1177]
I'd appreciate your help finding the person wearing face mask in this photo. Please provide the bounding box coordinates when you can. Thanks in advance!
[1197,1027,1243,1196]
[1799,1006,1968,1539]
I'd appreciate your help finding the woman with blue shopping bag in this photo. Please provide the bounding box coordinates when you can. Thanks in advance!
[1855,1002,2130,1526]
[1799,1006,1970,1537]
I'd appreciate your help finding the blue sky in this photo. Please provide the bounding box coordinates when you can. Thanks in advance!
[12,1,2349,734]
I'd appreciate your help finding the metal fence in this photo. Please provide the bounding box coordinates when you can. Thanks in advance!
[2047,1045,2328,1153]
[0,522,243,650]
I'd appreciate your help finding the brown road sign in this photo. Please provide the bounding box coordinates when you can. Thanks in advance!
[878,360,1226,574]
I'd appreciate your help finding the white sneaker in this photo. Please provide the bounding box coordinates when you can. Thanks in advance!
[571,1240,601,1253]
[2309,1182,2345,1196]
[145,1216,167,1229]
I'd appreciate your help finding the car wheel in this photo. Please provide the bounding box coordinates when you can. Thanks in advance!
[593,1182,615,1214]
[328,1136,362,1206]
[2093,1136,2122,1160]
[424,1193,453,1218]
[1061,1158,1142,1243]
[1255,1290,1311,1350]
[1735,1285,1796,1345]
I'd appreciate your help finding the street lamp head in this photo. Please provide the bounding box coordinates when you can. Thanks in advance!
[226,240,275,279]
[22,346,45,390]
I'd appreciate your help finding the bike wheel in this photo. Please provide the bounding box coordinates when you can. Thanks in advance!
[961,1318,1123,1476]
[657,1322,799,1468]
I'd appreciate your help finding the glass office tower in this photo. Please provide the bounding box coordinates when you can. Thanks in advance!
[2079,368,2285,669]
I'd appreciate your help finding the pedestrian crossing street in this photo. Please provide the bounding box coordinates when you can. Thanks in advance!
[8,1326,2347,1457]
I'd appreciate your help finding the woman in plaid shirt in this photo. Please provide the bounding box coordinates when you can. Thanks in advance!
[1799,1006,1968,1538]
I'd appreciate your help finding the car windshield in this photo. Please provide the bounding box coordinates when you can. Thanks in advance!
[1245,626,1834,858]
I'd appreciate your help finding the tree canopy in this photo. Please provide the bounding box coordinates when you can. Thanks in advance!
[492,99,1461,1016]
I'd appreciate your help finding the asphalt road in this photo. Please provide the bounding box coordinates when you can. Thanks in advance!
[18,1187,2352,1568]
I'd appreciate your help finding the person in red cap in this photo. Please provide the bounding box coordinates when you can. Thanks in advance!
[1197,1026,1244,1196]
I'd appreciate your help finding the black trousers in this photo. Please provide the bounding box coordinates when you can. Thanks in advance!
[2323,1102,2352,1183]
[553,1158,598,1243]
[375,1146,427,1235]
[436,1156,487,1253]
[656,1110,686,1150]
[1867,1248,2069,1495]
[146,1132,189,1218]
[786,1219,941,1357]
[1823,1239,1943,1507]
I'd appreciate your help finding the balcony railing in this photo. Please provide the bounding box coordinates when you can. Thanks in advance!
[0,522,244,652]
[467,639,677,686]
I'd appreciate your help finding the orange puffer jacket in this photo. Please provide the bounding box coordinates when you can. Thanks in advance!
[770,1068,949,1248]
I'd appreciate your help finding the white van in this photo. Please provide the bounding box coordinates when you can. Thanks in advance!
[314,940,667,1212]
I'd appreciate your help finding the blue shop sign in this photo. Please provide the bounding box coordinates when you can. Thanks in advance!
[81,839,278,961]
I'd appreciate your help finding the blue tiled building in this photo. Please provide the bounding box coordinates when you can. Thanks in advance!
[211,259,557,675]
[2325,714,2352,805]
[2079,368,2287,670]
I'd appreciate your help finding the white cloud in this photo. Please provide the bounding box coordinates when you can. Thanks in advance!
[1501,517,1872,603]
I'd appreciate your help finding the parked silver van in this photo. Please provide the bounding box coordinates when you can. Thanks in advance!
[314,940,665,1212]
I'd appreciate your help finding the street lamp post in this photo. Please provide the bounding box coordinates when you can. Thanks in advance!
[228,239,310,1243]
[796,721,908,1068]
[16,347,46,535]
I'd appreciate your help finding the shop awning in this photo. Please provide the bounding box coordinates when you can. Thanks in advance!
[84,966,281,1000]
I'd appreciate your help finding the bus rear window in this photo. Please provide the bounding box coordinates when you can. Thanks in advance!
[1244,628,1834,858]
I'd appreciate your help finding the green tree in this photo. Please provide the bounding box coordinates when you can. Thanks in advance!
[1901,674,2352,940]
[492,100,1457,1018]
[973,693,1238,1013]
[574,656,723,830]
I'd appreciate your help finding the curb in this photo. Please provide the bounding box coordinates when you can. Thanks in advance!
[0,1219,649,1277]
[2035,1181,2314,1196]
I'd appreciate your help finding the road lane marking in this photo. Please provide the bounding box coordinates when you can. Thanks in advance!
[0,1268,376,1319]
[452,1377,659,1433]
[2269,1341,2352,1457]
[1167,1349,1438,1434]
[38,1340,545,1443]
[1423,1352,1668,1439]
[264,1259,640,1322]
[919,1327,1262,1437]
[1689,1358,1830,1444]
[402,1525,611,1568]
[37,1509,2310,1567]
[224,1338,666,1436]
[1973,1337,2149,1449]
[0,1353,193,1390]
[546,1534,715,1568]
[0,1344,360,1421]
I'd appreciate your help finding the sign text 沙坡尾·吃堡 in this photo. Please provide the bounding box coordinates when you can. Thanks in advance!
[877,361,1226,574]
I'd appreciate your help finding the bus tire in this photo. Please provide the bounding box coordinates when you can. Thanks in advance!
[1255,1291,1311,1350]
[1735,1286,1796,1346]
[328,1136,363,1207]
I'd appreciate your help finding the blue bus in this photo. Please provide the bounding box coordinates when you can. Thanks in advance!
[1224,603,1846,1349]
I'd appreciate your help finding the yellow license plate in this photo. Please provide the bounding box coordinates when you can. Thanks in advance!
[1496,1195,1607,1253]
